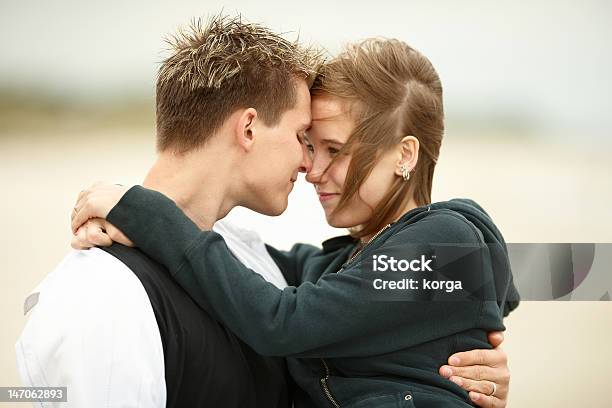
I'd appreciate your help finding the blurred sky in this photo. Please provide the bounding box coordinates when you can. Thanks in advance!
[1,0,611,142]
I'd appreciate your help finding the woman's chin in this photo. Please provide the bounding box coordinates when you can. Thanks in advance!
[325,214,353,229]
[324,213,340,228]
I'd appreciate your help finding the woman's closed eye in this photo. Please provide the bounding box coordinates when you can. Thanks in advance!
[327,147,340,156]
[303,144,338,156]
[298,133,315,153]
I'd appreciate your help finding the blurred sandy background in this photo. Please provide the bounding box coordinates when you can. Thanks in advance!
[1,1,611,407]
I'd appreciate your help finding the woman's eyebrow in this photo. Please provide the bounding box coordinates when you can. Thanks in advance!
[322,138,344,145]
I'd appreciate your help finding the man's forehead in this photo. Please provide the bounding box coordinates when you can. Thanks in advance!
[295,103,312,129]
[280,103,310,129]
[297,117,311,131]
[287,80,312,128]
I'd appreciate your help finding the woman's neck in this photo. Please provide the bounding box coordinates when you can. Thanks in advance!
[359,197,420,244]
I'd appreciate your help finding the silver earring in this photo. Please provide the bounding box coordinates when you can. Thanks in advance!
[400,164,410,182]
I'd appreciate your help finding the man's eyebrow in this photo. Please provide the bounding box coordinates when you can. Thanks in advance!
[299,121,311,131]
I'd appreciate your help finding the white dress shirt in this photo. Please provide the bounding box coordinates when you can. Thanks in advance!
[16,220,288,407]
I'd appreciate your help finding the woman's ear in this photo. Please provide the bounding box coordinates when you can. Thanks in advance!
[235,108,258,151]
[394,135,419,177]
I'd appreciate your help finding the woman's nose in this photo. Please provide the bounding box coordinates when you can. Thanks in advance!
[305,170,318,184]
[305,158,326,184]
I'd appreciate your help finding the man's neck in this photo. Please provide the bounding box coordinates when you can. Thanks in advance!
[142,148,238,230]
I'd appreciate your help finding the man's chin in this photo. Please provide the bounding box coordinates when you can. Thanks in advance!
[243,191,290,216]
[259,199,289,217]
[266,208,286,217]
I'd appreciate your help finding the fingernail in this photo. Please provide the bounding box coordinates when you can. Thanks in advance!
[470,392,480,401]
[450,376,463,386]
[440,367,452,377]
[449,356,460,365]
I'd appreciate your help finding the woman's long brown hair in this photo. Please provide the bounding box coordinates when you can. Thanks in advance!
[311,39,444,239]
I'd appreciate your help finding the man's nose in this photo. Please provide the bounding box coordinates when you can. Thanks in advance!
[298,144,313,173]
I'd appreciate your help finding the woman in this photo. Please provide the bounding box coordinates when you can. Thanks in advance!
[72,39,518,407]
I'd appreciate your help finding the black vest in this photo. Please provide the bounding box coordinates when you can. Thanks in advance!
[102,244,292,408]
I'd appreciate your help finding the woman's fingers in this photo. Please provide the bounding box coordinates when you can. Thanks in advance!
[71,219,111,249]
[70,230,85,250]
[71,187,94,222]
[105,222,134,247]
[71,198,95,233]
[71,182,129,233]
[86,219,113,247]
[71,190,85,222]
[71,224,93,250]
[71,219,130,249]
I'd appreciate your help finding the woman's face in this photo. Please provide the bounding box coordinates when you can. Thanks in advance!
[304,95,401,229]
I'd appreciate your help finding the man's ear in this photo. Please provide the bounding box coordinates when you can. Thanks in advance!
[235,108,258,151]
[394,135,419,177]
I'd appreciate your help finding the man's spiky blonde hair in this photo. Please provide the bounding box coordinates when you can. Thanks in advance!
[156,13,322,153]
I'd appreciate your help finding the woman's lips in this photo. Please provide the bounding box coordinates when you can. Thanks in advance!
[318,192,340,202]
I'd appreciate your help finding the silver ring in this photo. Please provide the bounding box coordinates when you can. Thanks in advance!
[487,381,497,397]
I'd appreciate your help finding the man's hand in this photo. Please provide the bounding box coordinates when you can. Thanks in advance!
[439,331,510,408]
[71,218,134,249]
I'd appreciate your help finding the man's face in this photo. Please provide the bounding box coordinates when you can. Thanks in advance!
[245,79,312,216]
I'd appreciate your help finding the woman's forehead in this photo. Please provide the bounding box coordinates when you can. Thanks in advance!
[310,95,351,121]
[308,121,354,145]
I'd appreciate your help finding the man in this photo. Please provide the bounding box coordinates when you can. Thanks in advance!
[17,14,509,407]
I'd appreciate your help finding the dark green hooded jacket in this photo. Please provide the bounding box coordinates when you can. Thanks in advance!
[107,186,519,408]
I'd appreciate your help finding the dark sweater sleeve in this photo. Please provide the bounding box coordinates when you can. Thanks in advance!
[108,186,503,358]
[265,243,320,287]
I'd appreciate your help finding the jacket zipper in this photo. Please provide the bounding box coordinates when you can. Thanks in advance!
[321,224,393,406]
[320,358,340,408]
[338,224,392,273]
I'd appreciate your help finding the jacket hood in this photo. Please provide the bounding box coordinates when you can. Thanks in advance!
[402,198,520,316]
[322,198,520,316]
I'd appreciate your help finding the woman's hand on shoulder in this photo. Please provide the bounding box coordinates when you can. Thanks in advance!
[70,181,134,249]
[70,181,130,233]
[71,218,134,249]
